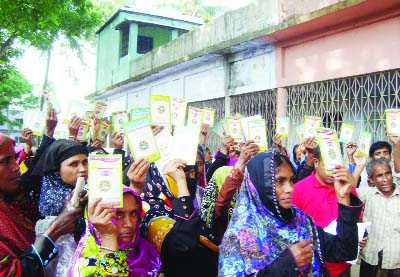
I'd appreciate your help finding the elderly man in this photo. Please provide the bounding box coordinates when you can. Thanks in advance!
[357,158,400,277]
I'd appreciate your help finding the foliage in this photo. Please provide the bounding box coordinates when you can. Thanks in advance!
[0,68,37,127]
[0,0,104,80]
[94,0,137,19]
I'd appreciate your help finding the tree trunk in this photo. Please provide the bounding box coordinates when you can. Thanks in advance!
[0,37,16,59]
[40,47,52,111]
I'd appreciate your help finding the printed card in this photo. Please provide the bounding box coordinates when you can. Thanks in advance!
[44,91,62,114]
[385,109,400,136]
[304,116,322,138]
[76,121,89,142]
[64,100,87,123]
[124,117,160,162]
[240,115,263,140]
[202,108,216,127]
[276,117,290,138]
[213,118,226,138]
[248,120,268,151]
[130,107,150,121]
[154,128,175,172]
[170,97,187,126]
[295,124,304,140]
[150,95,171,127]
[358,131,372,157]
[172,125,200,165]
[112,111,129,134]
[226,117,243,142]
[187,106,203,129]
[24,110,46,136]
[88,155,123,208]
[339,123,354,144]
[316,128,342,175]
[93,102,107,119]
[96,119,112,142]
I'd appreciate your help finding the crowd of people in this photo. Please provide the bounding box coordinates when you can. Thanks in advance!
[0,109,399,277]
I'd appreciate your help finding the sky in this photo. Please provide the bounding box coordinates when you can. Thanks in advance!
[15,0,255,120]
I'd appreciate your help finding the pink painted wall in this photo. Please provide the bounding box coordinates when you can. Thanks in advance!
[276,16,400,87]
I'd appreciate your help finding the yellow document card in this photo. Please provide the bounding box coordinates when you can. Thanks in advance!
[88,154,123,208]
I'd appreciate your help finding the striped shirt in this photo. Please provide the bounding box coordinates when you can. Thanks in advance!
[357,185,400,269]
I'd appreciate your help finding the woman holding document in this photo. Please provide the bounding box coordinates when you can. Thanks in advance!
[70,186,161,276]
[219,150,363,277]
[31,139,89,276]
[137,159,219,277]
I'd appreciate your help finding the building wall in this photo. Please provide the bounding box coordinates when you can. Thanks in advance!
[103,44,275,114]
[96,20,121,92]
[0,111,25,146]
[138,26,173,49]
[276,16,400,87]
[96,11,200,92]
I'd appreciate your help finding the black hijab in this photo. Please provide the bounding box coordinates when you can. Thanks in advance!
[32,139,88,176]
[246,150,295,224]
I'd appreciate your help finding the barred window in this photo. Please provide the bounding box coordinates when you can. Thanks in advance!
[137,36,153,54]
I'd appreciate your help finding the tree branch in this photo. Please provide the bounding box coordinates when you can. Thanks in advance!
[0,36,16,59]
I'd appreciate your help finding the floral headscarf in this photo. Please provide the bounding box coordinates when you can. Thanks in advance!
[70,187,161,276]
[200,166,233,230]
[219,151,326,276]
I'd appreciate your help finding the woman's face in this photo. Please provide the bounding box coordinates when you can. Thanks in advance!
[205,149,213,162]
[59,154,88,186]
[294,147,304,162]
[115,193,139,243]
[0,146,20,194]
[196,153,205,176]
[275,163,295,209]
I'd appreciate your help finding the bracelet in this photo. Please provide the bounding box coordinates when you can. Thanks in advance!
[100,245,118,252]
[32,235,58,267]
[229,166,244,180]
[68,135,76,140]
[31,244,44,267]
[43,234,56,248]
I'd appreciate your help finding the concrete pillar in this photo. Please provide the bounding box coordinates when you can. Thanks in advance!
[171,29,179,40]
[223,56,231,117]
[276,87,287,116]
[129,23,139,56]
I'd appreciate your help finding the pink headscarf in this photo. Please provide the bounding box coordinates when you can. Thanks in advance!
[70,187,161,276]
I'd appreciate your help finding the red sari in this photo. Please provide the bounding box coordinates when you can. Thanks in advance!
[0,190,38,276]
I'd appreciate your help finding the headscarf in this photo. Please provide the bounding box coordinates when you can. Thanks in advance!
[140,163,217,245]
[197,150,207,188]
[32,139,88,176]
[34,140,87,217]
[219,150,326,276]
[201,166,233,230]
[86,145,108,155]
[0,133,14,154]
[70,187,161,277]
[0,134,38,272]
[292,144,300,167]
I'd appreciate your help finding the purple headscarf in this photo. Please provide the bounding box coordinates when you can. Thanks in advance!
[70,187,161,276]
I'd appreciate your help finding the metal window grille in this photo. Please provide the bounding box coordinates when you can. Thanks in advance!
[285,69,400,150]
[189,97,225,152]
[137,36,153,54]
[230,90,277,146]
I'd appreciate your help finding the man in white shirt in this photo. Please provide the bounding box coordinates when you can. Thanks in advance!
[357,158,400,276]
